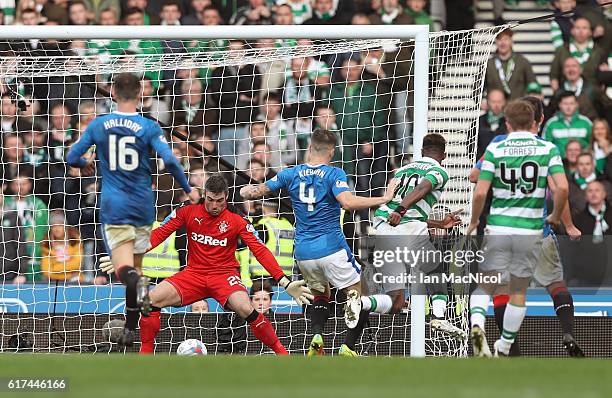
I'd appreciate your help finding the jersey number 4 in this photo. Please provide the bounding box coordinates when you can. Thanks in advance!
[500,161,539,194]
[109,135,139,171]
[299,182,316,211]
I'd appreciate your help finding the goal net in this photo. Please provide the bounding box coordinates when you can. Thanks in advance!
[0,25,504,356]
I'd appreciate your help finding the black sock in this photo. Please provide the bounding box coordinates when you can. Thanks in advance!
[117,266,140,331]
[344,310,370,351]
[552,290,574,335]
[311,298,329,335]
[494,304,521,356]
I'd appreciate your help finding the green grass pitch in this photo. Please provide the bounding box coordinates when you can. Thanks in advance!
[1,355,610,398]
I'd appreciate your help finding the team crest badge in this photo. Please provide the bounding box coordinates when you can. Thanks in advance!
[218,221,229,233]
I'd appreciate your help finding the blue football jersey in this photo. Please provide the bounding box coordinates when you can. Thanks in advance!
[67,111,190,226]
[266,164,351,260]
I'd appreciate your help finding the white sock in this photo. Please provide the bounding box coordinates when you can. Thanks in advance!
[501,303,526,346]
[431,294,447,319]
[469,287,490,330]
[361,295,393,314]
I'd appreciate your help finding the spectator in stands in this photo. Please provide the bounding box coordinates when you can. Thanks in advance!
[549,57,610,121]
[48,103,76,165]
[181,0,212,25]
[22,129,49,168]
[40,211,83,283]
[405,0,434,29]
[368,0,414,25]
[202,5,223,25]
[564,139,583,175]
[259,93,297,168]
[578,0,611,53]
[304,0,350,24]
[254,40,287,103]
[250,279,274,315]
[1,134,23,182]
[171,79,209,138]
[191,300,209,313]
[79,0,120,24]
[189,167,208,190]
[0,185,28,284]
[230,0,272,25]
[68,1,91,25]
[485,29,538,100]
[4,173,49,282]
[592,118,611,173]
[15,1,41,25]
[544,91,593,157]
[246,158,268,184]
[141,76,170,125]
[251,141,277,178]
[42,1,69,25]
[126,0,159,25]
[550,17,607,91]
[159,1,185,54]
[208,40,260,167]
[276,0,311,25]
[573,152,600,191]
[476,89,507,160]
[1,93,28,133]
[574,180,612,235]
[273,4,294,25]
[550,0,576,50]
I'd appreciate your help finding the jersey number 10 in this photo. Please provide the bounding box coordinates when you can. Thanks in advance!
[109,135,139,171]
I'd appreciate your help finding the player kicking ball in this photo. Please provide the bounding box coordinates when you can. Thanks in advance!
[468,96,584,357]
[67,73,199,348]
[466,99,569,357]
[100,174,312,354]
[241,129,397,357]
[371,133,465,340]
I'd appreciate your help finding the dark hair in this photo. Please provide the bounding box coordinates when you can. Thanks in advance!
[204,173,228,194]
[162,0,181,11]
[577,151,594,162]
[247,158,265,169]
[504,100,535,131]
[21,8,37,15]
[520,96,544,124]
[496,28,513,39]
[310,128,337,152]
[558,90,577,102]
[250,279,273,298]
[421,133,446,155]
[123,7,144,18]
[264,92,281,103]
[112,73,141,101]
[69,1,87,9]
[565,139,582,151]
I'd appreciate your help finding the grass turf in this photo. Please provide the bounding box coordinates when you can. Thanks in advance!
[0,355,610,398]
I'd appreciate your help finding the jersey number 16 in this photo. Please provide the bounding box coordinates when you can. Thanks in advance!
[109,135,139,171]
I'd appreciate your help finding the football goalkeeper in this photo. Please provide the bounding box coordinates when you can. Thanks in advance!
[101,174,313,354]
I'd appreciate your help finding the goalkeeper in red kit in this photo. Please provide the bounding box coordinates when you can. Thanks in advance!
[101,173,313,354]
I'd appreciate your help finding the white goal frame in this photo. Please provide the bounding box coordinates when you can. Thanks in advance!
[0,24,430,357]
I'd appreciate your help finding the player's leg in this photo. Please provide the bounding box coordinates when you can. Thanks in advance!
[133,226,154,316]
[297,259,331,356]
[225,290,288,355]
[491,293,521,356]
[138,280,183,354]
[536,235,583,357]
[493,235,541,357]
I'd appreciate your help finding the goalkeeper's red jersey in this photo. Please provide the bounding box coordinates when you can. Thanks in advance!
[149,204,285,280]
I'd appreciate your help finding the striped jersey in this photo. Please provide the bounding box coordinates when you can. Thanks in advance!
[479,131,564,234]
[375,157,449,223]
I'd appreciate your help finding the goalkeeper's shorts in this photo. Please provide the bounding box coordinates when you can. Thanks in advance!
[297,249,361,293]
[102,224,152,254]
[533,234,564,286]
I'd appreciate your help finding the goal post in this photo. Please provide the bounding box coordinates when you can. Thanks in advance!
[0,24,504,356]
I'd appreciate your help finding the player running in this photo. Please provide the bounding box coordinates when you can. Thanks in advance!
[100,174,312,354]
[466,99,569,357]
[371,133,465,340]
[67,73,198,347]
[468,96,584,357]
[240,129,397,357]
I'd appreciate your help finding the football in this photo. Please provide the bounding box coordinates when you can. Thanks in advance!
[176,339,208,356]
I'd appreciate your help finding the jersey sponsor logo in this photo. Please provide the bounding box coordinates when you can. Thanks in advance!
[218,220,229,233]
[336,180,349,188]
[191,232,228,246]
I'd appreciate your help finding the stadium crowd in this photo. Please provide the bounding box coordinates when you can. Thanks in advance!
[0,0,610,289]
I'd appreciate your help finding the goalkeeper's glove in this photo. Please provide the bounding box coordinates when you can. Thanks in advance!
[278,276,313,306]
[99,256,115,274]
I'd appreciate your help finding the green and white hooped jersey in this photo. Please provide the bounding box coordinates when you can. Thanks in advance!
[375,157,449,224]
[479,131,564,235]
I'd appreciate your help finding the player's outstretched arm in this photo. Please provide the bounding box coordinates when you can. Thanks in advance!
[66,126,96,175]
[387,178,432,226]
[466,179,491,235]
[336,178,398,211]
[240,183,272,200]
[546,171,569,227]
[547,175,580,239]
